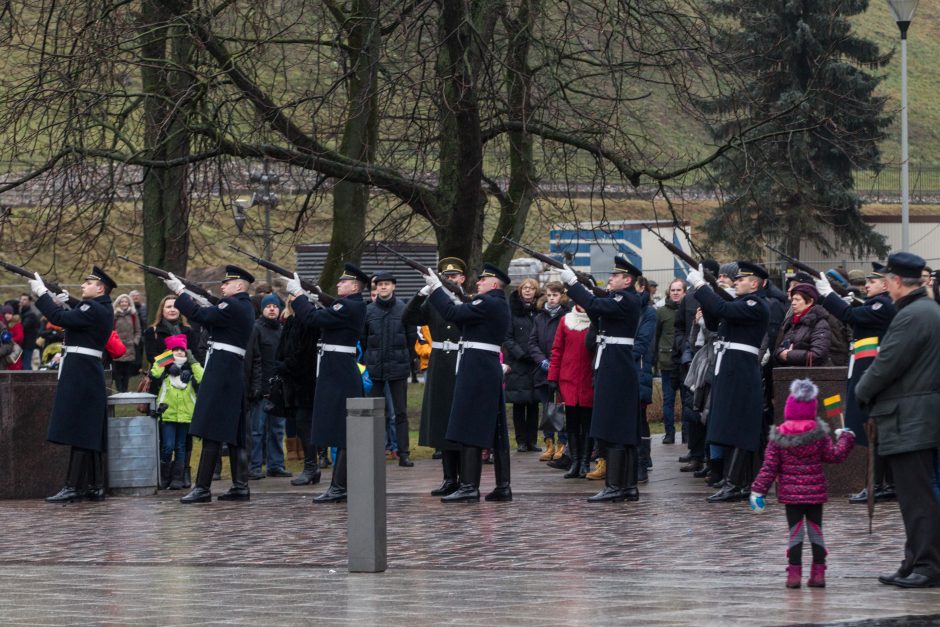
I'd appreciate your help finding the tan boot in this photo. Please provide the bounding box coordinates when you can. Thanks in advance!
[538,438,555,462]
[586,458,606,480]
[552,441,567,461]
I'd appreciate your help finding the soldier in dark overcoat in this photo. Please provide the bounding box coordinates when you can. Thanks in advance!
[561,256,643,503]
[32,266,116,503]
[287,263,368,503]
[425,263,511,503]
[687,261,769,503]
[816,261,897,502]
[164,265,256,504]
[402,257,467,496]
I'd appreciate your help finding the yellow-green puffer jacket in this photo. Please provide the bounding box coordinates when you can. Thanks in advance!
[150,361,204,424]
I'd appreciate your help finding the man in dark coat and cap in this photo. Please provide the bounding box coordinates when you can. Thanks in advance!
[687,260,769,503]
[560,255,644,503]
[287,263,368,503]
[163,265,256,504]
[402,257,468,496]
[31,266,116,503]
[425,262,512,503]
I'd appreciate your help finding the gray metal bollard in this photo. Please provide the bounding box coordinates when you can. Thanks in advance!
[346,397,387,573]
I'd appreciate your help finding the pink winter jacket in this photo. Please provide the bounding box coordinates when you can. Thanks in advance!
[751,418,855,504]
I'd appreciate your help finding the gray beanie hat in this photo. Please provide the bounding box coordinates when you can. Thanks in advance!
[718,262,739,278]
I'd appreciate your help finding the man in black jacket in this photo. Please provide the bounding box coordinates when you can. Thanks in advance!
[364,272,418,467]
[246,294,292,479]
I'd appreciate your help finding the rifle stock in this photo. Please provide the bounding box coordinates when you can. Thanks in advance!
[501,237,608,297]
[764,244,862,304]
[227,245,335,306]
[0,260,81,307]
[375,243,467,301]
[117,256,220,305]
[641,224,734,302]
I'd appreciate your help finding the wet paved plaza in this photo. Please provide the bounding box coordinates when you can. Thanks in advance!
[1,439,939,625]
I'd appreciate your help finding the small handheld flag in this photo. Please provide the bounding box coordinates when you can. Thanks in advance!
[155,350,175,368]
[823,394,844,428]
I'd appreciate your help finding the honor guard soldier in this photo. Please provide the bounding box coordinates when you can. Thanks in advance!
[31,267,116,503]
[425,262,511,503]
[560,256,643,502]
[402,257,468,496]
[164,265,256,503]
[287,263,368,504]
[687,261,770,503]
[815,262,897,503]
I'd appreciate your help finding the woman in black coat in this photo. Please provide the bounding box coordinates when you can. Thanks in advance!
[502,278,541,452]
[774,283,831,367]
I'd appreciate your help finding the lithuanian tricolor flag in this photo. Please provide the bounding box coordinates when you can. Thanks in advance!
[155,350,175,368]
[853,336,880,360]
[823,394,843,419]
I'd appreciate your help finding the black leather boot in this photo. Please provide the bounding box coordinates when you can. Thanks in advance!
[637,440,649,484]
[159,462,171,490]
[398,452,415,468]
[313,449,347,503]
[704,457,724,486]
[84,452,106,501]
[707,449,748,503]
[563,432,582,479]
[442,446,481,503]
[291,445,322,486]
[485,448,512,501]
[623,446,639,501]
[431,449,460,496]
[46,448,87,503]
[218,445,251,501]
[169,461,185,490]
[588,447,627,502]
[180,443,216,504]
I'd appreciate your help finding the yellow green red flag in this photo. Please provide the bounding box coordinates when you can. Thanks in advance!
[823,394,842,418]
[853,337,879,360]
[155,350,175,367]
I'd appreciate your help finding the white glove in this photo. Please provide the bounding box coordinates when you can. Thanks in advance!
[418,285,431,297]
[842,295,854,305]
[424,272,443,292]
[559,264,578,286]
[183,289,211,307]
[445,289,463,306]
[54,290,70,305]
[835,428,853,438]
[814,272,833,298]
[163,272,185,295]
[687,264,706,289]
[29,272,49,298]
[286,272,303,297]
[749,492,766,513]
[760,350,770,367]
[305,290,320,304]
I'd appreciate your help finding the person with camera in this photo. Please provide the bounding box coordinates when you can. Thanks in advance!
[150,334,203,490]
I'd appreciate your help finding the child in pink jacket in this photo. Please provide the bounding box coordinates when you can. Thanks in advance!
[750,378,855,589]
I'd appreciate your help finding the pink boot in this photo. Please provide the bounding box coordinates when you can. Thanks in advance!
[786,565,802,588]
[808,563,826,588]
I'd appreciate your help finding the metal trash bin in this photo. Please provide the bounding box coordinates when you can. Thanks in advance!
[107,392,159,496]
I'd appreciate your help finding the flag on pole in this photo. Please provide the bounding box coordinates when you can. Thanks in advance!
[823,394,843,419]
[155,350,175,368]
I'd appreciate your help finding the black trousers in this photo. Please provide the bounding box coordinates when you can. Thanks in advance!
[888,449,940,578]
[371,378,410,456]
[512,402,540,447]
[785,504,825,565]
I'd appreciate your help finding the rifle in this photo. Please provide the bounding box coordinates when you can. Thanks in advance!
[501,237,608,298]
[117,256,220,305]
[374,243,467,301]
[0,260,81,307]
[228,245,335,306]
[641,224,734,302]
[764,244,863,305]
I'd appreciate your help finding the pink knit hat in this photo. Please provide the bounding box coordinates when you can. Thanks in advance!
[784,379,818,421]
[164,334,188,351]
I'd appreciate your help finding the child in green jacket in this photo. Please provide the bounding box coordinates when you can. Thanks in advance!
[151,334,203,490]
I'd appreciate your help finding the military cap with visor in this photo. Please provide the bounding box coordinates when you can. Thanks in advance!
[480,263,511,285]
[222,264,255,284]
[88,265,118,292]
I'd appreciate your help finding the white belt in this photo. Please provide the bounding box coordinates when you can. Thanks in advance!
[455,341,502,374]
[59,346,105,380]
[594,335,634,370]
[714,341,759,375]
[317,343,357,375]
[432,340,461,352]
[206,341,246,368]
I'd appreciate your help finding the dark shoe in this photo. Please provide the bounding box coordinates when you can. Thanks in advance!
[587,448,627,503]
[398,454,415,468]
[441,484,480,503]
[547,455,571,470]
[662,432,675,444]
[266,468,293,478]
[527,442,542,453]
[312,485,347,503]
[430,480,460,497]
[879,570,909,586]
[706,484,747,503]
[290,469,322,486]
[159,462,171,490]
[248,470,265,480]
[217,486,250,501]
[45,486,84,503]
[892,572,940,588]
[693,466,710,479]
[183,467,192,489]
[587,486,627,503]
[516,445,528,453]
[180,487,212,504]
[680,460,704,473]
[678,454,692,463]
[432,450,443,460]
[319,451,332,468]
[169,461,185,490]
[848,488,869,504]
[484,486,513,502]
[874,484,897,502]
[637,463,649,484]
[84,488,107,502]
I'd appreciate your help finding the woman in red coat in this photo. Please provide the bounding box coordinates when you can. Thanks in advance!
[547,303,594,478]
[2,305,24,370]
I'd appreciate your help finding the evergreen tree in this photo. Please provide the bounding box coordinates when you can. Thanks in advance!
[699,0,892,259]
